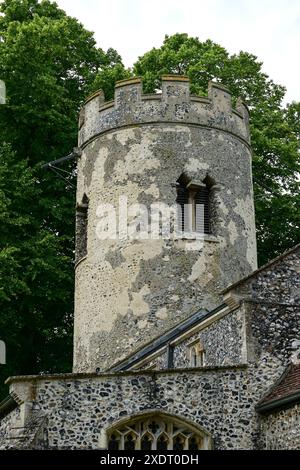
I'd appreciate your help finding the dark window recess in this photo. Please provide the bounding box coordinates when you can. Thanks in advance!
[176,186,189,232]
[173,436,184,451]
[167,344,174,369]
[157,435,168,450]
[176,184,210,234]
[75,194,89,263]
[124,435,135,450]
[141,435,152,450]
[195,187,210,234]
[108,434,119,450]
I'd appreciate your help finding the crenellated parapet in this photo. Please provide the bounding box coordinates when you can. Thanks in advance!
[78,75,250,147]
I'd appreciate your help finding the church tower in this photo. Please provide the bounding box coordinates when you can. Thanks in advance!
[73,76,257,373]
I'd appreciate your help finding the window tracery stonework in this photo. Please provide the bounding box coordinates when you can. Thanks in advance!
[107,415,211,450]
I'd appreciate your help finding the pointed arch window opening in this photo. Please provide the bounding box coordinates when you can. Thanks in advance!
[189,341,206,368]
[176,176,212,237]
[76,194,89,263]
[107,415,210,450]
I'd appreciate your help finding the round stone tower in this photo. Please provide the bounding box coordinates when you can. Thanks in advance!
[73,75,257,372]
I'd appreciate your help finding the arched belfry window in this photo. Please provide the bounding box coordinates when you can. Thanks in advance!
[75,194,89,263]
[176,175,211,235]
[107,413,212,450]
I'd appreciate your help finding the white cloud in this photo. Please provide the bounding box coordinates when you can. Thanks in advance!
[56,0,300,104]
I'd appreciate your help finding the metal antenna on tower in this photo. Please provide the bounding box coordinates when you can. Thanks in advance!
[42,147,82,189]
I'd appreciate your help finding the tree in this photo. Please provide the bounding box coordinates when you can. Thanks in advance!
[134,34,300,264]
[0,15,298,400]
[0,0,128,398]
[0,143,73,398]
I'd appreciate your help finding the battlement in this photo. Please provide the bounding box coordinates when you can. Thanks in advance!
[78,75,250,147]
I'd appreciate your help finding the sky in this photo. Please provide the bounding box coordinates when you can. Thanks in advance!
[56,0,300,104]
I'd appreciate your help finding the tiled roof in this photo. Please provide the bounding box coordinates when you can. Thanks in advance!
[257,364,300,413]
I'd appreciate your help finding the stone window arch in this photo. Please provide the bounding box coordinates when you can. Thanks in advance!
[75,193,89,263]
[189,341,206,367]
[176,174,213,235]
[0,340,6,365]
[106,412,212,450]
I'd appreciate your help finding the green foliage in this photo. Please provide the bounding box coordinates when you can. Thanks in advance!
[0,0,127,398]
[134,34,300,264]
[0,0,100,165]
[89,63,132,101]
[0,14,298,400]
[0,143,74,398]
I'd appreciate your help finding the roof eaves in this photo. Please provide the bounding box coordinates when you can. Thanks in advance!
[111,303,227,372]
[256,391,300,415]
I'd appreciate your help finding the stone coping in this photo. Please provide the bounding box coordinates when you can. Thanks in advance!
[115,77,142,88]
[5,363,248,385]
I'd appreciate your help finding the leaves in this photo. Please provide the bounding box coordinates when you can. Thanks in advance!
[0,16,299,400]
[0,0,123,398]
[134,33,300,264]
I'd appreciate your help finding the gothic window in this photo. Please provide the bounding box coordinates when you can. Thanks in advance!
[157,434,169,450]
[107,414,210,450]
[124,433,136,450]
[176,176,211,235]
[108,433,119,450]
[189,342,206,367]
[75,194,89,263]
[141,433,152,450]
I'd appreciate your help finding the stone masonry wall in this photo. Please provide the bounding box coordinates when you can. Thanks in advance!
[225,248,300,366]
[246,302,299,365]
[138,308,245,370]
[0,407,20,445]
[230,248,299,304]
[74,76,257,373]
[174,308,245,369]
[261,404,300,450]
[0,356,287,450]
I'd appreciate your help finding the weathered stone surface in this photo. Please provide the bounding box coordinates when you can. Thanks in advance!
[74,76,257,372]
[1,76,298,451]
[0,359,284,450]
[261,405,300,449]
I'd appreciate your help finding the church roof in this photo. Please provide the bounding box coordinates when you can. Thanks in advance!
[257,364,300,414]
[222,243,300,295]
[111,303,227,372]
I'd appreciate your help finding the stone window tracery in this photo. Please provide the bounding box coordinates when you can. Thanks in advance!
[107,415,210,450]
